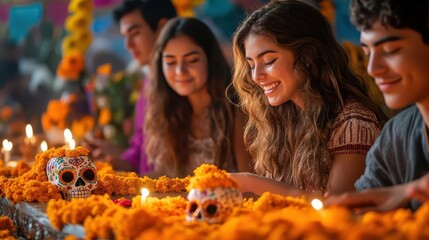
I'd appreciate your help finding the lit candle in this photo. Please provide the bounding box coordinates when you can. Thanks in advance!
[141,188,149,205]
[68,139,76,150]
[40,140,48,152]
[311,198,324,211]
[64,128,73,145]
[2,139,13,164]
[25,124,36,145]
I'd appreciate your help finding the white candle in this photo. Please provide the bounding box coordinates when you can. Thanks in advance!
[141,188,149,205]
[40,140,48,152]
[2,139,13,164]
[311,198,324,211]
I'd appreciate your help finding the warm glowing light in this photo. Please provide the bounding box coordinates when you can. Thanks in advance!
[25,124,33,139]
[311,199,324,211]
[2,139,13,163]
[141,188,150,204]
[64,128,73,143]
[2,139,13,151]
[69,139,76,150]
[40,141,48,152]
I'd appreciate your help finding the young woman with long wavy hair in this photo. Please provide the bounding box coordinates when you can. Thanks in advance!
[144,17,250,177]
[231,0,387,196]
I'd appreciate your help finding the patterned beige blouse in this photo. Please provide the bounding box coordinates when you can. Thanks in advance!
[328,99,382,155]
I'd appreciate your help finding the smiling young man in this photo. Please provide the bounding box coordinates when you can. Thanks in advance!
[325,0,429,211]
[84,0,176,174]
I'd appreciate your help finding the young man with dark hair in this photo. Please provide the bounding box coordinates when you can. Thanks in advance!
[85,0,177,174]
[326,0,429,211]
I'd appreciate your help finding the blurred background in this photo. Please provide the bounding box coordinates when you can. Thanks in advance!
[0,0,360,151]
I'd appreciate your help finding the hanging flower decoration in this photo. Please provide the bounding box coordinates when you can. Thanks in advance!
[319,0,335,25]
[57,51,85,80]
[172,0,204,17]
[41,100,70,131]
[57,0,94,81]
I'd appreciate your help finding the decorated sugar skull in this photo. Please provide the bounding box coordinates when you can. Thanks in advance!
[46,155,97,200]
[186,186,242,224]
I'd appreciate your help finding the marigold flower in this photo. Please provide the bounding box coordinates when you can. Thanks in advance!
[41,100,70,131]
[65,12,92,33]
[98,108,111,125]
[187,164,238,191]
[68,0,93,13]
[10,161,31,177]
[57,51,85,81]
[0,106,13,121]
[97,63,112,76]
[319,0,335,24]
[71,115,95,140]
[0,216,16,239]
[112,71,125,82]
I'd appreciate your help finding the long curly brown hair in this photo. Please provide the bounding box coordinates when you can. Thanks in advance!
[145,17,236,177]
[232,0,387,192]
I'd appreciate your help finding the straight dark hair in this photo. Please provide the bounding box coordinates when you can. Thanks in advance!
[113,0,177,31]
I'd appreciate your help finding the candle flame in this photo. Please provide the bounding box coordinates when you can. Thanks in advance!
[41,141,48,152]
[64,128,73,142]
[69,139,76,150]
[25,124,33,138]
[2,139,13,151]
[141,188,150,198]
[311,199,323,211]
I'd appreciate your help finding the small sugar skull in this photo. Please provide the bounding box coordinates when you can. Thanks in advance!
[186,187,242,224]
[46,155,97,200]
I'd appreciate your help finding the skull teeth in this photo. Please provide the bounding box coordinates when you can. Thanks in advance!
[64,190,91,200]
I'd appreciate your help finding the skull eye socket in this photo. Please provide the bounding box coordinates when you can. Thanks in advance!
[203,200,221,218]
[186,201,199,214]
[81,168,96,181]
[60,170,76,185]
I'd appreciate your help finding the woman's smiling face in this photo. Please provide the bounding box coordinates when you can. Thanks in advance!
[244,33,304,108]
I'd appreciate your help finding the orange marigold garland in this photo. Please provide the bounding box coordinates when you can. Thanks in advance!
[0,165,10,178]
[3,148,62,203]
[252,192,309,212]
[9,161,31,177]
[47,194,118,230]
[38,163,429,240]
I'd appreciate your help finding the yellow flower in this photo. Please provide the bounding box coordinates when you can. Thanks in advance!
[68,0,93,14]
[62,31,93,55]
[65,12,92,33]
